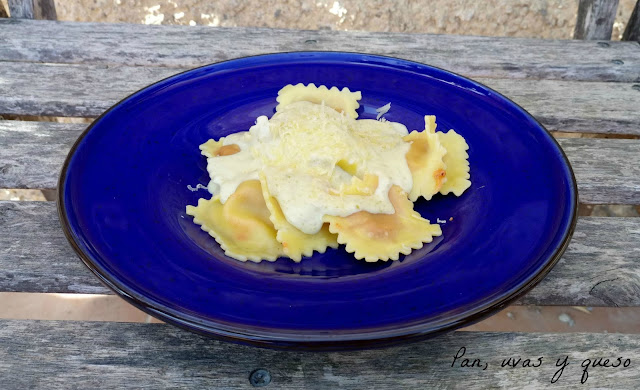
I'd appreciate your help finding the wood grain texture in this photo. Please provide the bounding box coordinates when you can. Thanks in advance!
[0,201,111,294]
[558,138,640,205]
[32,0,56,20]
[7,0,33,18]
[1,62,639,134]
[6,0,55,19]
[0,200,639,306]
[1,19,640,82]
[0,121,82,189]
[0,320,639,389]
[515,218,640,307]
[3,122,640,204]
[623,0,640,41]
[574,0,620,40]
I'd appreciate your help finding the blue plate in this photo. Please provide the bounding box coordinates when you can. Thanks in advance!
[58,52,577,350]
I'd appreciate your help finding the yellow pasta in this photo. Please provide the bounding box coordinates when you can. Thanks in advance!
[199,138,224,158]
[403,115,447,201]
[438,129,471,196]
[189,86,472,263]
[324,185,442,262]
[199,138,241,158]
[276,83,362,119]
[329,173,379,196]
[259,176,339,261]
[186,180,283,262]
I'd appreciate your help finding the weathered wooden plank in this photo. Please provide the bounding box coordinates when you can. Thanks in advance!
[3,122,640,205]
[0,320,638,388]
[1,19,640,82]
[623,0,640,41]
[0,121,82,189]
[0,62,178,118]
[33,0,56,20]
[7,0,56,19]
[0,200,638,306]
[559,138,640,205]
[516,217,640,307]
[7,0,33,18]
[1,63,639,134]
[0,201,112,294]
[574,0,620,40]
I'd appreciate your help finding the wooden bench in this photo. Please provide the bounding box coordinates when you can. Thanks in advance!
[1,17,640,388]
[3,0,639,41]
[5,0,56,19]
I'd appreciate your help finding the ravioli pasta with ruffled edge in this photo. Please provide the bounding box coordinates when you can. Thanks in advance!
[186,83,471,263]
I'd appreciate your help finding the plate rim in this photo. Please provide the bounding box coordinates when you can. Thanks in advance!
[57,51,578,350]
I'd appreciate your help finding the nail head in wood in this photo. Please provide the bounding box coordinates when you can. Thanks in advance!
[249,369,272,387]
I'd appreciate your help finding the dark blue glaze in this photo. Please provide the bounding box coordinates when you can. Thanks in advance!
[58,52,577,350]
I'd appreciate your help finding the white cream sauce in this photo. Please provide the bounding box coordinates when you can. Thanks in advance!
[205,101,413,234]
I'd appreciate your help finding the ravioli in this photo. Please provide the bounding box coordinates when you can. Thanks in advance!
[199,138,225,158]
[260,175,339,261]
[324,185,442,262]
[199,138,242,158]
[403,116,448,201]
[329,173,379,196]
[438,130,471,196]
[276,83,362,119]
[188,85,471,263]
[186,180,283,262]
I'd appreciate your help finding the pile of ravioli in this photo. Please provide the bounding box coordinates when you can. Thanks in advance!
[186,84,471,263]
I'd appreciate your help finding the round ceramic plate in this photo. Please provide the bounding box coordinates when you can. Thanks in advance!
[58,52,577,350]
